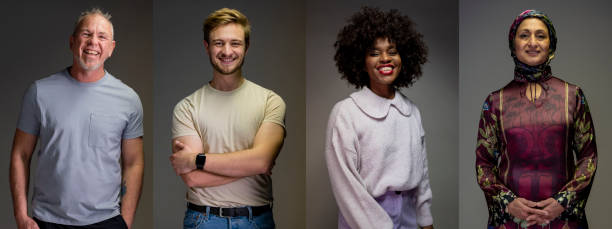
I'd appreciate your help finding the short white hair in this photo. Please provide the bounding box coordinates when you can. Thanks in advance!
[72,8,114,38]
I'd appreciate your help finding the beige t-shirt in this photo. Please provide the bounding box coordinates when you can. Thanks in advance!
[172,79,285,207]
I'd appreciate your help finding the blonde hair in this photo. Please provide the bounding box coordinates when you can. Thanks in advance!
[203,8,250,48]
[72,8,114,38]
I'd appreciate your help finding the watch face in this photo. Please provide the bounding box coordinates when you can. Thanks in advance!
[196,153,206,170]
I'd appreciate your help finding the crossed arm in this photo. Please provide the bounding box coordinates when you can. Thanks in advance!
[170,122,285,187]
[171,135,240,187]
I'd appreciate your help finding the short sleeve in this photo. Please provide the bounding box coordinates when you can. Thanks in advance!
[172,98,199,138]
[17,83,41,136]
[122,93,144,139]
[263,91,286,128]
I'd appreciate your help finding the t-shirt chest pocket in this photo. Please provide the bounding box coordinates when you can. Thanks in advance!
[89,113,125,148]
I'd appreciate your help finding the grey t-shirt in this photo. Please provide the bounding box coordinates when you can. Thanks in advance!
[17,68,143,225]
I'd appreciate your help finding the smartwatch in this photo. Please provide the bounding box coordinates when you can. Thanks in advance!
[195,153,206,170]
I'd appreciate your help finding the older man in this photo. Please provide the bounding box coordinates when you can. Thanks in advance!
[9,8,144,229]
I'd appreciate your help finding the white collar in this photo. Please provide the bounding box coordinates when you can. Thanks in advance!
[350,87,413,119]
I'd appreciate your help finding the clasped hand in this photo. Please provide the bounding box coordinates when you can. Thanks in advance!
[506,197,564,227]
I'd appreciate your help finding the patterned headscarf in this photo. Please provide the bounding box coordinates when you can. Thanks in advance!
[508,10,557,82]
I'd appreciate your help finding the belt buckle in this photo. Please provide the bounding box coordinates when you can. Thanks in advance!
[219,207,232,218]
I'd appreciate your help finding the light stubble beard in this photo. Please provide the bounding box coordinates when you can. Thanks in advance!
[75,55,104,72]
[208,55,246,76]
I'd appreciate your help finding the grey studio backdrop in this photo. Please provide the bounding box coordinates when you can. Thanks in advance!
[459,1,612,228]
[152,1,306,228]
[306,0,459,228]
[0,1,154,229]
[6,1,611,229]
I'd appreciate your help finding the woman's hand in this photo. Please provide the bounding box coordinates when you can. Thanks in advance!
[535,198,564,223]
[506,198,548,226]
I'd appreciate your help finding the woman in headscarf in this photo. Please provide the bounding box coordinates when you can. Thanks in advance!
[475,10,597,229]
[325,6,433,229]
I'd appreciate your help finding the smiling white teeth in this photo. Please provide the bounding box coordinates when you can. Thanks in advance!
[84,50,99,55]
[380,67,392,71]
[378,66,393,75]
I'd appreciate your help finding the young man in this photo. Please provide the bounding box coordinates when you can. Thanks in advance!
[9,8,144,229]
[169,8,286,229]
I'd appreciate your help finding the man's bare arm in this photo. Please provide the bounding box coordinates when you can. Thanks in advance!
[204,122,284,176]
[9,129,40,229]
[120,137,144,229]
[171,135,240,187]
[170,122,285,177]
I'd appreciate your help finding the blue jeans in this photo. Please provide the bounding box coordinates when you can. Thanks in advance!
[183,206,275,229]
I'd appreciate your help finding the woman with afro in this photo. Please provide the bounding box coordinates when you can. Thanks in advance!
[325,7,434,229]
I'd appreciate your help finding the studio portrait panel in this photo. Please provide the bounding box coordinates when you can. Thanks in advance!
[153,1,306,228]
[306,0,458,228]
[459,1,612,228]
[0,1,153,229]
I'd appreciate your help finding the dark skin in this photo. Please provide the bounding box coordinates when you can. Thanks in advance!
[364,38,434,229]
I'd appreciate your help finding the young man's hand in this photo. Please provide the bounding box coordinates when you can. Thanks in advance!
[170,140,198,175]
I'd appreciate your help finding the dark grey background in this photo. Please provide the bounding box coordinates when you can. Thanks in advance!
[0,1,153,229]
[6,1,609,228]
[306,0,458,228]
[459,1,612,228]
[152,1,306,228]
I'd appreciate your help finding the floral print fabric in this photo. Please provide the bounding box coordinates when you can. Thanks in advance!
[476,76,597,229]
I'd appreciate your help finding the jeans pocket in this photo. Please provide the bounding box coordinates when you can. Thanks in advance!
[118,215,129,229]
[250,221,261,229]
[183,209,203,229]
[251,211,275,229]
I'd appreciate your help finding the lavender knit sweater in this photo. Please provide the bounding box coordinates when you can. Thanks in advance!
[325,87,433,229]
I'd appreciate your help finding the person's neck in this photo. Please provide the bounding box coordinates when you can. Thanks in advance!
[210,70,244,91]
[369,85,395,99]
[69,64,106,83]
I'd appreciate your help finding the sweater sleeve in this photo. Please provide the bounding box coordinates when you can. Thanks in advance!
[325,103,393,229]
[553,87,597,220]
[475,94,516,226]
[414,110,433,227]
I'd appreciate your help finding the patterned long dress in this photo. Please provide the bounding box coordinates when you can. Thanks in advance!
[476,76,597,229]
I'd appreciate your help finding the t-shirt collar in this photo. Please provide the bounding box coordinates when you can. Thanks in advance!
[206,78,248,95]
[350,87,412,119]
[64,67,110,87]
